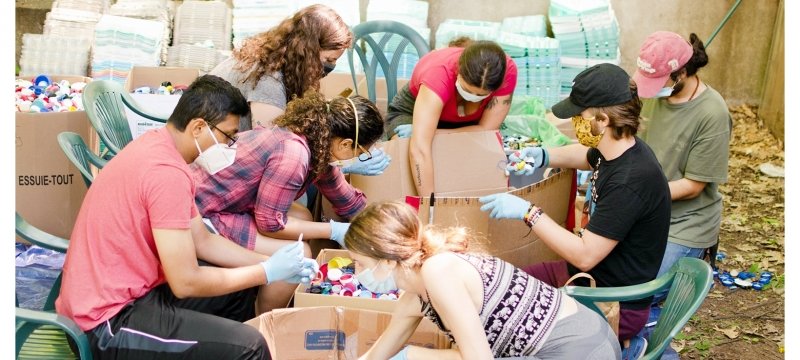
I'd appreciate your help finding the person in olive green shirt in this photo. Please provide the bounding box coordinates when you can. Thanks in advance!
[633,31,731,333]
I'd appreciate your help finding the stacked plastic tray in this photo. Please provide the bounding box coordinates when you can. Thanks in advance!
[549,0,621,98]
[91,15,165,84]
[167,44,228,74]
[498,32,561,109]
[231,0,295,49]
[173,1,232,51]
[501,15,547,38]
[19,34,92,76]
[366,0,431,78]
[434,19,501,49]
[107,0,172,66]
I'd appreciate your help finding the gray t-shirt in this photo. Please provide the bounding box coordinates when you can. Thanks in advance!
[210,57,286,130]
[640,85,732,248]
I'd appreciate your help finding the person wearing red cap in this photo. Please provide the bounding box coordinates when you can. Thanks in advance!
[632,31,731,358]
[479,63,671,360]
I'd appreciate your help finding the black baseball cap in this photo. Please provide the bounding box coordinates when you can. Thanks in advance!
[552,63,633,119]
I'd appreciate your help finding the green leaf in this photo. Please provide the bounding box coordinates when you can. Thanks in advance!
[748,263,761,273]
[762,217,780,226]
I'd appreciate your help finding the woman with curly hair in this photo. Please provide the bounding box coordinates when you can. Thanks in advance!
[346,201,619,360]
[192,91,385,312]
[210,4,352,131]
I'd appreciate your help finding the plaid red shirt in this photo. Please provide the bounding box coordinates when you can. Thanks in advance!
[193,128,366,249]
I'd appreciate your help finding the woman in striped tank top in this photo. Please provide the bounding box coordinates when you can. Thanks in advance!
[345,201,619,360]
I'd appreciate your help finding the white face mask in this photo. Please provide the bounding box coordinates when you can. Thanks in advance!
[455,79,490,103]
[357,262,397,294]
[194,125,236,175]
[329,157,358,168]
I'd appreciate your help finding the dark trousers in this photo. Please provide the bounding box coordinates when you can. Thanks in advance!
[84,284,267,359]
[523,260,650,342]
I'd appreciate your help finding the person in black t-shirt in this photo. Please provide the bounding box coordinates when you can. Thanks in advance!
[479,63,670,360]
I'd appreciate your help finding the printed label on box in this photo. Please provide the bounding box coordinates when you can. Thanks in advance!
[304,330,345,350]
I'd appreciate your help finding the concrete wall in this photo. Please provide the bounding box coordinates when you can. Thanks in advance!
[17,0,781,106]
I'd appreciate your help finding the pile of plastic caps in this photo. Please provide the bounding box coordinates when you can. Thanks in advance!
[503,135,540,153]
[713,252,774,290]
[15,75,86,113]
[306,256,400,300]
[133,81,189,95]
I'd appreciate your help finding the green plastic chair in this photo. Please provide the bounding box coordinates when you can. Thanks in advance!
[82,80,167,157]
[57,132,107,188]
[15,212,93,359]
[348,20,430,110]
[563,257,713,360]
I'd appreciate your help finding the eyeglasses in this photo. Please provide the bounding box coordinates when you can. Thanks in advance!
[210,123,238,147]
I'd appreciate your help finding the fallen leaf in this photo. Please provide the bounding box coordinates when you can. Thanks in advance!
[735,244,759,252]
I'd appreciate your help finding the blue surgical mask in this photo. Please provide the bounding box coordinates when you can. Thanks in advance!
[655,78,682,98]
[357,262,397,294]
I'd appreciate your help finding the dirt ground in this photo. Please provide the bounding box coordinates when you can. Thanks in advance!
[667,104,785,359]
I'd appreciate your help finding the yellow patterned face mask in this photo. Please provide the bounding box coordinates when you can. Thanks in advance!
[572,115,603,148]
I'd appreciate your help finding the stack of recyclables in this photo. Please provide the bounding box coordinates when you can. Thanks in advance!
[549,0,620,98]
[231,0,295,49]
[173,1,232,51]
[43,0,104,45]
[108,0,173,66]
[497,29,561,109]
[19,34,92,76]
[91,15,165,84]
[167,43,229,74]
[501,15,547,37]
[434,19,501,49]
[365,0,431,78]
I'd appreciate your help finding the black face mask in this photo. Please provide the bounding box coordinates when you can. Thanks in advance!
[321,62,336,77]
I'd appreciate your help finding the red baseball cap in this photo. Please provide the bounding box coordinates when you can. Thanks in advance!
[632,31,693,98]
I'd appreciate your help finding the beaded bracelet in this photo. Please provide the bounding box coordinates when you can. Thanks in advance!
[524,206,544,228]
[523,203,536,223]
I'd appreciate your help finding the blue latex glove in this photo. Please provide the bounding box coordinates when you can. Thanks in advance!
[389,346,409,360]
[478,193,531,220]
[284,258,319,285]
[260,241,304,284]
[394,124,412,138]
[505,147,549,176]
[342,149,391,176]
[330,220,350,248]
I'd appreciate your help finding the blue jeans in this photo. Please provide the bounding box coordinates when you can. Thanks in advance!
[652,242,706,305]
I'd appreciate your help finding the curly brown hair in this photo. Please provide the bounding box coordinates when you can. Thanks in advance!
[232,4,352,102]
[273,91,385,181]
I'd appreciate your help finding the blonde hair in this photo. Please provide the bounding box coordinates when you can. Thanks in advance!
[345,201,480,269]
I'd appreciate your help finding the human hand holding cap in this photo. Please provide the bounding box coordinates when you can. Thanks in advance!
[284,258,319,285]
[260,241,304,284]
[341,148,391,176]
[478,193,531,220]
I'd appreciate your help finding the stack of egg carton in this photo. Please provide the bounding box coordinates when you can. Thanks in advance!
[167,43,229,74]
[107,0,173,66]
[19,34,92,76]
[434,19,501,49]
[173,1,232,51]
[364,0,430,79]
[497,30,561,109]
[42,0,105,41]
[91,14,165,84]
[231,0,296,49]
[549,0,620,98]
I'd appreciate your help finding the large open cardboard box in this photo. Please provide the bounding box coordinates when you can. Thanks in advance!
[295,249,402,313]
[15,75,94,241]
[246,306,451,360]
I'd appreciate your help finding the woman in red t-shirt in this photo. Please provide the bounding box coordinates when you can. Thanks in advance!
[385,39,517,196]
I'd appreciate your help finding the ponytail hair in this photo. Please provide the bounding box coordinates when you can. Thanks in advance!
[274,91,384,180]
[345,201,479,270]
[683,33,709,76]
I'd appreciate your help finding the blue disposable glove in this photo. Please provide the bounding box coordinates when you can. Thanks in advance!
[329,220,350,248]
[284,258,319,285]
[478,193,531,220]
[389,346,409,360]
[505,147,549,176]
[341,148,391,176]
[260,241,304,284]
[394,124,413,138]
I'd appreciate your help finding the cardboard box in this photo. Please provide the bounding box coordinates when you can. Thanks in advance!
[245,306,451,360]
[410,168,576,269]
[350,130,509,204]
[123,66,199,139]
[295,249,401,313]
[16,111,92,241]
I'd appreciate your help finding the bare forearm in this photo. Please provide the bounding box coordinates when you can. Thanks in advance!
[669,178,706,200]
[408,347,462,360]
[409,146,434,196]
[260,217,333,240]
[195,232,267,268]
[528,214,592,267]
[173,264,265,298]
[547,144,592,170]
